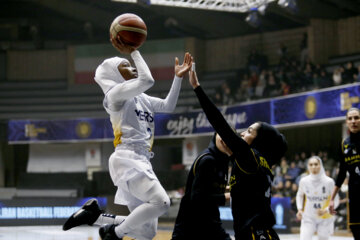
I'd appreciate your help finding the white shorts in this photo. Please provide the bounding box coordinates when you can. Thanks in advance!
[300,216,335,240]
[108,147,159,205]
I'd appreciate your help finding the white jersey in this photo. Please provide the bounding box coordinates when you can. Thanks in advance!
[296,174,339,220]
[103,50,183,152]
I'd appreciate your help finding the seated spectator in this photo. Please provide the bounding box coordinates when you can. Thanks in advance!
[332,67,343,86]
[280,80,290,95]
[265,72,280,97]
[235,74,250,102]
[285,161,302,182]
[221,82,234,105]
[255,69,267,98]
[282,180,293,198]
[342,61,358,84]
[355,65,360,83]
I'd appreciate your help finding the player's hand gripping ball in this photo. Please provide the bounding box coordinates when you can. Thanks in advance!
[110,13,147,49]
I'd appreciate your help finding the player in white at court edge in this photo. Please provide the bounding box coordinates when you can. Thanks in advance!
[296,156,339,240]
[62,38,193,240]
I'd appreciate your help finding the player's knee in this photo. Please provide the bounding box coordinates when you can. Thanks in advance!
[151,193,170,213]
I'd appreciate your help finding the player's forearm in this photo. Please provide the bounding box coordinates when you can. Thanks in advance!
[158,76,183,112]
[131,50,154,87]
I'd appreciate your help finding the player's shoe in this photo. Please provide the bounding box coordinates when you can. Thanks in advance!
[99,224,122,240]
[62,198,102,231]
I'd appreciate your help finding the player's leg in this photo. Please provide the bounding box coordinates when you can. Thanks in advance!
[101,173,170,240]
[299,218,316,240]
[350,225,360,240]
[317,218,334,240]
[62,198,125,230]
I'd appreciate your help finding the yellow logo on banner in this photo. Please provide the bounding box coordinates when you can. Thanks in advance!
[76,121,91,138]
[340,92,359,111]
[305,96,317,119]
[25,124,47,137]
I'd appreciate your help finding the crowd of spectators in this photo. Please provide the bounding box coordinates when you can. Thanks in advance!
[212,41,360,105]
[270,150,348,229]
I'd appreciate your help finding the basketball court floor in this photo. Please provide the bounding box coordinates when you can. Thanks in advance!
[0,225,354,240]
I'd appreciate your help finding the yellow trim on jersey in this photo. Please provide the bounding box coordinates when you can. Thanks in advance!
[267,230,272,240]
[113,128,122,147]
[192,153,210,176]
[234,149,259,174]
[342,138,346,153]
[349,222,360,225]
[320,196,332,219]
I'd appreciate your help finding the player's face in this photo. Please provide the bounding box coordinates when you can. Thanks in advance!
[117,60,138,80]
[240,123,259,145]
[308,158,321,175]
[346,110,360,133]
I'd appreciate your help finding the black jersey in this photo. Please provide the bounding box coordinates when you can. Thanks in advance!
[336,132,360,224]
[172,134,231,240]
[194,86,280,240]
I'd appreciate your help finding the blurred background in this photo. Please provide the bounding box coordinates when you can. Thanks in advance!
[0,0,359,237]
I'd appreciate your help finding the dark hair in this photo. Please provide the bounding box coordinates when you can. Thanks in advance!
[250,122,288,166]
[346,107,360,117]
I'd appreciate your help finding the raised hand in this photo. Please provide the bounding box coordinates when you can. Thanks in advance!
[110,35,136,55]
[175,52,193,78]
[188,64,200,89]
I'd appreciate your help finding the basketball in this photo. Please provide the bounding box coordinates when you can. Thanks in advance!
[110,13,147,49]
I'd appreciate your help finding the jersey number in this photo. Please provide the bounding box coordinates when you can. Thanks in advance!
[313,203,321,209]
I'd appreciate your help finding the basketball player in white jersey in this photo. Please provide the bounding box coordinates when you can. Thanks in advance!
[63,38,193,240]
[296,156,339,240]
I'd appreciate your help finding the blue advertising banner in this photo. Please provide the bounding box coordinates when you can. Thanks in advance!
[0,197,106,226]
[272,84,360,125]
[7,84,360,143]
[155,101,271,136]
[8,102,271,143]
[8,118,114,143]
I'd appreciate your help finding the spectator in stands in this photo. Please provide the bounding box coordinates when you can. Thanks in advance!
[264,72,279,97]
[171,133,232,240]
[221,82,235,105]
[280,80,290,95]
[330,107,360,240]
[255,69,267,98]
[296,156,339,240]
[63,39,193,240]
[214,90,223,106]
[282,179,293,198]
[235,74,250,102]
[285,161,302,183]
[322,151,336,174]
[342,61,358,84]
[332,67,343,86]
[248,70,259,98]
[272,166,285,196]
[280,157,289,176]
[355,65,360,83]
[299,32,308,67]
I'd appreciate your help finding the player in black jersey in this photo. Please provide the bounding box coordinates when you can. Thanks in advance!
[330,107,360,240]
[188,67,287,240]
[171,133,232,240]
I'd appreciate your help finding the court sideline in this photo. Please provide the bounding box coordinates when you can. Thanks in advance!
[0,225,353,240]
